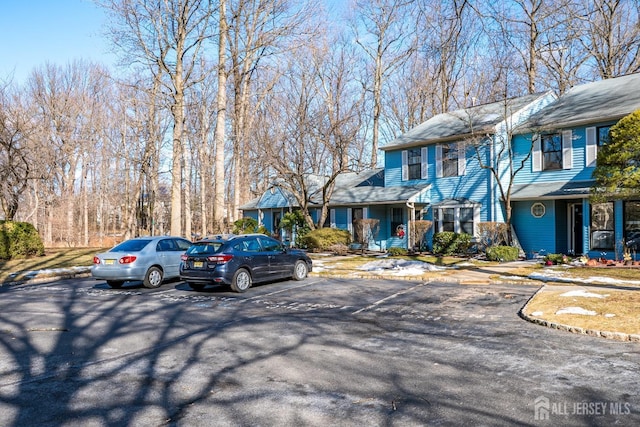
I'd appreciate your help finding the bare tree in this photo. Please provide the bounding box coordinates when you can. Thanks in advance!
[574,0,640,79]
[226,0,317,225]
[213,0,228,234]
[0,82,36,220]
[102,0,215,236]
[351,0,416,167]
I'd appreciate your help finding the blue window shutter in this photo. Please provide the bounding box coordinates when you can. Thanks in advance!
[562,130,573,169]
[585,127,597,167]
[532,136,542,172]
[421,147,428,179]
[435,145,443,178]
[401,150,408,181]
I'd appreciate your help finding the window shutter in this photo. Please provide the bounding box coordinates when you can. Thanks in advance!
[421,147,428,179]
[585,127,597,167]
[562,130,573,169]
[401,150,408,181]
[458,144,466,176]
[532,136,542,172]
[330,209,336,228]
[435,145,443,178]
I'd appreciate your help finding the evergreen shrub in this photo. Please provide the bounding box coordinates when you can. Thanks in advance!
[486,245,519,262]
[0,221,45,260]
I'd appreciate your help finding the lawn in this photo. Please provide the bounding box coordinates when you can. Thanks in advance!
[0,247,104,284]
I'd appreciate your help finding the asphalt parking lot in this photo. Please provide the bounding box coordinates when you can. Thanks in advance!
[0,277,638,426]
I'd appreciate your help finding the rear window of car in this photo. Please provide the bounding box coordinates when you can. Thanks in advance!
[186,242,223,255]
[111,239,152,252]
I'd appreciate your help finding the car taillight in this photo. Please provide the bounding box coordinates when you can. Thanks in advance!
[119,256,137,264]
[93,256,100,264]
[181,254,188,261]
[207,254,233,264]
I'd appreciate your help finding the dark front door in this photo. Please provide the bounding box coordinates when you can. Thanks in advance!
[570,204,583,255]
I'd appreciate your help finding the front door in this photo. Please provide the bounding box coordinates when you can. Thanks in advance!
[568,203,583,255]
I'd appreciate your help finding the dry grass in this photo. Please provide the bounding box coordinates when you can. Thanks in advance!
[523,289,640,335]
[0,248,104,284]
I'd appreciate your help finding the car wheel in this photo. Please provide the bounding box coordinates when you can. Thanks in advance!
[188,282,205,291]
[143,266,163,288]
[230,268,251,293]
[107,280,124,288]
[292,260,308,281]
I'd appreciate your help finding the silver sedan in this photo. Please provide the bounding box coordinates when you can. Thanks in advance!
[91,236,192,288]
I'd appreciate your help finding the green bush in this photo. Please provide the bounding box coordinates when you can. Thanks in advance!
[231,217,270,236]
[486,245,519,262]
[432,232,472,255]
[0,221,45,260]
[300,227,351,252]
[387,247,408,256]
[544,253,567,265]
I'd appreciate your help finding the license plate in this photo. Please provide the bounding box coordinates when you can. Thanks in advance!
[193,261,204,268]
[105,259,116,265]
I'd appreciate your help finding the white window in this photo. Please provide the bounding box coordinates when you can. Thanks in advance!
[586,126,611,167]
[401,147,428,181]
[532,130,572,171]
[433,205,479,235]
[436,143,466,178]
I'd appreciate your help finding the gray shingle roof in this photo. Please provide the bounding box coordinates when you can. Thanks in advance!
[381,92,551,150]
[328,184,430,206]
[520,73,640,130]
[511,180,594,200]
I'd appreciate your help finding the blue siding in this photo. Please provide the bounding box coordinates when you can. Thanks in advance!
[513,201,558,256]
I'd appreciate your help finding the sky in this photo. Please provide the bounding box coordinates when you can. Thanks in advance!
[1,0,115,84]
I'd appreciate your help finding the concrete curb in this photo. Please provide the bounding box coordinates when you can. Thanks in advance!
[519,285,640,342]
[1,269,92,287]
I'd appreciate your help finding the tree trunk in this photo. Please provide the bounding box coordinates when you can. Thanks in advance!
[213,0,228,234]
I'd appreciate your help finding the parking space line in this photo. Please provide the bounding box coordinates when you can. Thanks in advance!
[240,279,323,302]
[352,282,428,314]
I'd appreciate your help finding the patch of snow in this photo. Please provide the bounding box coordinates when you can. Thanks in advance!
[531,311,544,316]
[605,313,616,318]
[555,306,597,316]
[529,272,640,286]
[358,259,445,272]
[560,290,608,298]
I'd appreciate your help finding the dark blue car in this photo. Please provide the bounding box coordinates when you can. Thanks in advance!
[179,234,312,292]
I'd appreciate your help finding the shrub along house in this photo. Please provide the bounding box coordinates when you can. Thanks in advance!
[241,73,640,257]
[241,92,556,251]
[510,72,640,259]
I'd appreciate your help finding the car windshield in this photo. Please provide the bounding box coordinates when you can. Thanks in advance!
[186,242,223,255]
[111,239,152,252]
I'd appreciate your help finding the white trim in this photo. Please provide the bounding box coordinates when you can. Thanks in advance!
[421,147,428,179]
[532,136,542,172]
[435,145,443,178]
[585,126,597,167]
[347,209,352,233]
[401,150,408,181]
[330,209,336,228]
[562,130,573,169]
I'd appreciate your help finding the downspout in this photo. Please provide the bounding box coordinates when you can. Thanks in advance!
[406,200,415,250]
